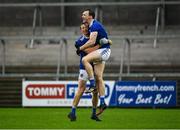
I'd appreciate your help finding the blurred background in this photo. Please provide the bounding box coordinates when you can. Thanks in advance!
[0,0,180,107]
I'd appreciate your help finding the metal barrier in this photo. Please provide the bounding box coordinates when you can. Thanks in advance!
[0,40,6,76]
[56,38,68,80]
[0,36,68,77]
[117,35,180,80]
[154,7,161,48]
[29,6,43,49]
[1,34,180,79]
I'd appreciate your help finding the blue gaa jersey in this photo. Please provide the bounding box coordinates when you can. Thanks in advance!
[89,20,110,49]
[75,35,89,70]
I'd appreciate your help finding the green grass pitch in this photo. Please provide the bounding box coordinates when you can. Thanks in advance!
[0,108,180,129]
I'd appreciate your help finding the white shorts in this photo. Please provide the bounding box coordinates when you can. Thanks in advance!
[94,48,111,64]
[78,69,88,81]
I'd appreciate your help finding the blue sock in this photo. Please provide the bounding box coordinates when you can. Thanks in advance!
[89,78,95,87]
[100,96,105,105]
[71,107,76,115]
[92,107,96,115]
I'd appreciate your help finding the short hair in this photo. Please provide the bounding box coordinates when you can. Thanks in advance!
[84,9,95,19]
[80,23,85,29]
[80,22,90,36]
[80,22,89,29]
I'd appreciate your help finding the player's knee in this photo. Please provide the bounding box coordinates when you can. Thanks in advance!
[82,57,89,65]
[82,57,86,64]
[80,87,85,93]
[96,76,103,82]
[77,86,85,94]
[95,74,103,82]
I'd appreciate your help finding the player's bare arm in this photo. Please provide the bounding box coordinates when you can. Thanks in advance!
[84,44,100,54]
[80,31,98,51]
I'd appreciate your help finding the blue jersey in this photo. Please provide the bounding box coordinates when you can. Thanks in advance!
[89,20,110,49]
[75,35,89,70]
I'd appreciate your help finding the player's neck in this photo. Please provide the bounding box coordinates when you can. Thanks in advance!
[88,19,94,27]
[83,34,89,38]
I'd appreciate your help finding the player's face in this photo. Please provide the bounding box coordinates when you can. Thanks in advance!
[80,24,88,35]
[82,11,90,23]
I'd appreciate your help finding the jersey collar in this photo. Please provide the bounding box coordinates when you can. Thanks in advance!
[89,19,95,27]
[82,34,89,39]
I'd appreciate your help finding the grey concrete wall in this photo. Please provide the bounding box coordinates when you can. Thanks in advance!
[1,26,180,66]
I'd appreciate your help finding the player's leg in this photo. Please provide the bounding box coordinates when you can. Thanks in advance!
[91,89,101,121]
[68,70,87,121]
[94,48,111,115]
[72,79,86,110]
[94,62,105,98]
[92,90,98,113]
[82,51,101,93]
[68,79,86,121]
[94,62,106,103]
[94,62,107,116]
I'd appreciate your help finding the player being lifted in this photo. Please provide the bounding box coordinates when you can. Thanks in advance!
[76,9,111,115]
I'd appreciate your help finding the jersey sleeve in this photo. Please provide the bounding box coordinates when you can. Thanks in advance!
[90,23,100,33]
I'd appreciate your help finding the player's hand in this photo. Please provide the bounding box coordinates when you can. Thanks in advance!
[99,38,112,46]
[108,39,113,45]
[99,38,108,46]
[76,47,81,56]
[75,43,79,49]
